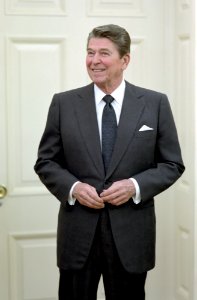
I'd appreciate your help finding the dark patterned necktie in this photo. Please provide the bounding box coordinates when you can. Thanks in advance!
[102,95,117,172]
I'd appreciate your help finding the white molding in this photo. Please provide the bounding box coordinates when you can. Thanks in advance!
[163,3,176,299]
[6,36,67,197]
[9,185,49,196]
[9,230,56,239]
[193,0,197,298]
[6,0,67,16]
[174,0,195,299]
[9,231,57,300]
[87,0,145,17]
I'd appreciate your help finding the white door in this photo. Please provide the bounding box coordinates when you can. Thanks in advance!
[173,0,196,299]
[0,1,176,299]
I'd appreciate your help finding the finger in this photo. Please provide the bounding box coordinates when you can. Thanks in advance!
[108,194,129,205]
[86,199,105,209]
[79,193,104,209]
[101,191,119,202]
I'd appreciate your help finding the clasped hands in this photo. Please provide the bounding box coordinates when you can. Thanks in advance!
[72,180,136,209]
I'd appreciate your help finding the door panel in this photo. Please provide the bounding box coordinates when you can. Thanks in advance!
[174,1,195,299]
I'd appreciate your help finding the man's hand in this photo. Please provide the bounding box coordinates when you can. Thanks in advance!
[100,179,136,206]
[73,182,104,209]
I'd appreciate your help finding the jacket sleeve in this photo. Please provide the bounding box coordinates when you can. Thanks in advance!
[34,94,78,202]
[133,94,185,201]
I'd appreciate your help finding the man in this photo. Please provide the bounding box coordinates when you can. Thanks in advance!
[34,24,185,300]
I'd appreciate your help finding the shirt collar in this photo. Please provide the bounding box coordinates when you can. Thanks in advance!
[94,80,126,106]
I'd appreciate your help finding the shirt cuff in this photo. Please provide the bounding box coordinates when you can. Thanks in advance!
[130,178,141,204]
[68,181,80,205]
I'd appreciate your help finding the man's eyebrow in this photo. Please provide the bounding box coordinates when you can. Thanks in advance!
[87,47,112,52]
[100,48,112,52]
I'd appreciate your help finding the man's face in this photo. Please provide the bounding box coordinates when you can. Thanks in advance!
[86,37,130,92]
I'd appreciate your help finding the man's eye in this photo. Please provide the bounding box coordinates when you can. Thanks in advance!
[87,51,94,56]
[101,52,110,56]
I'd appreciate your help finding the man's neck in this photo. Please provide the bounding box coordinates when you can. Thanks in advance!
[95,78,124,95]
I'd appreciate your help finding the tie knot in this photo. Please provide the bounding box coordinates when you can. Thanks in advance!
[103,95,114,105]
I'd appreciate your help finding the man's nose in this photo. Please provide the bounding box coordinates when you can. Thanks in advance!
[92,53,101,63]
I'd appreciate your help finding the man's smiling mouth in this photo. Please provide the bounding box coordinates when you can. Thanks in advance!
[92,68,105,72]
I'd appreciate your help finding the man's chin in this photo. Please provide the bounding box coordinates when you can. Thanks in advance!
[92,76,106,85]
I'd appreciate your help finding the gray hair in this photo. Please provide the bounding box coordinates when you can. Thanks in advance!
[87,24,131,58]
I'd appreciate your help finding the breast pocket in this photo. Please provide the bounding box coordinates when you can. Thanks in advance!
[134,130,156,139]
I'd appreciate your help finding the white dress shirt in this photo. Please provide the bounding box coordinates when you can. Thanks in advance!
[68,80,141,204]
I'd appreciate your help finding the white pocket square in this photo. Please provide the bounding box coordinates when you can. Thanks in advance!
[139,125,154,131]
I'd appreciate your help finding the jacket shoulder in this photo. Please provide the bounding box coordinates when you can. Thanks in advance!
[53,83,94,100]
[126,81,166,99]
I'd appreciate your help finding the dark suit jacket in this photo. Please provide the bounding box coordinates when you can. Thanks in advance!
[34,81,185,273]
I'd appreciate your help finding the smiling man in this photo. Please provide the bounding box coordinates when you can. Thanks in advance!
[86,36,130,94]
[34,24,185,300]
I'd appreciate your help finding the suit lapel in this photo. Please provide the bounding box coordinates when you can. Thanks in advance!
[106,83,145,178]
[74,84,105,177]
[73,82,145,179]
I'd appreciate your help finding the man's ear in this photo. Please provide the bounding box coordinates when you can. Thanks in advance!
[122,53,130,70]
